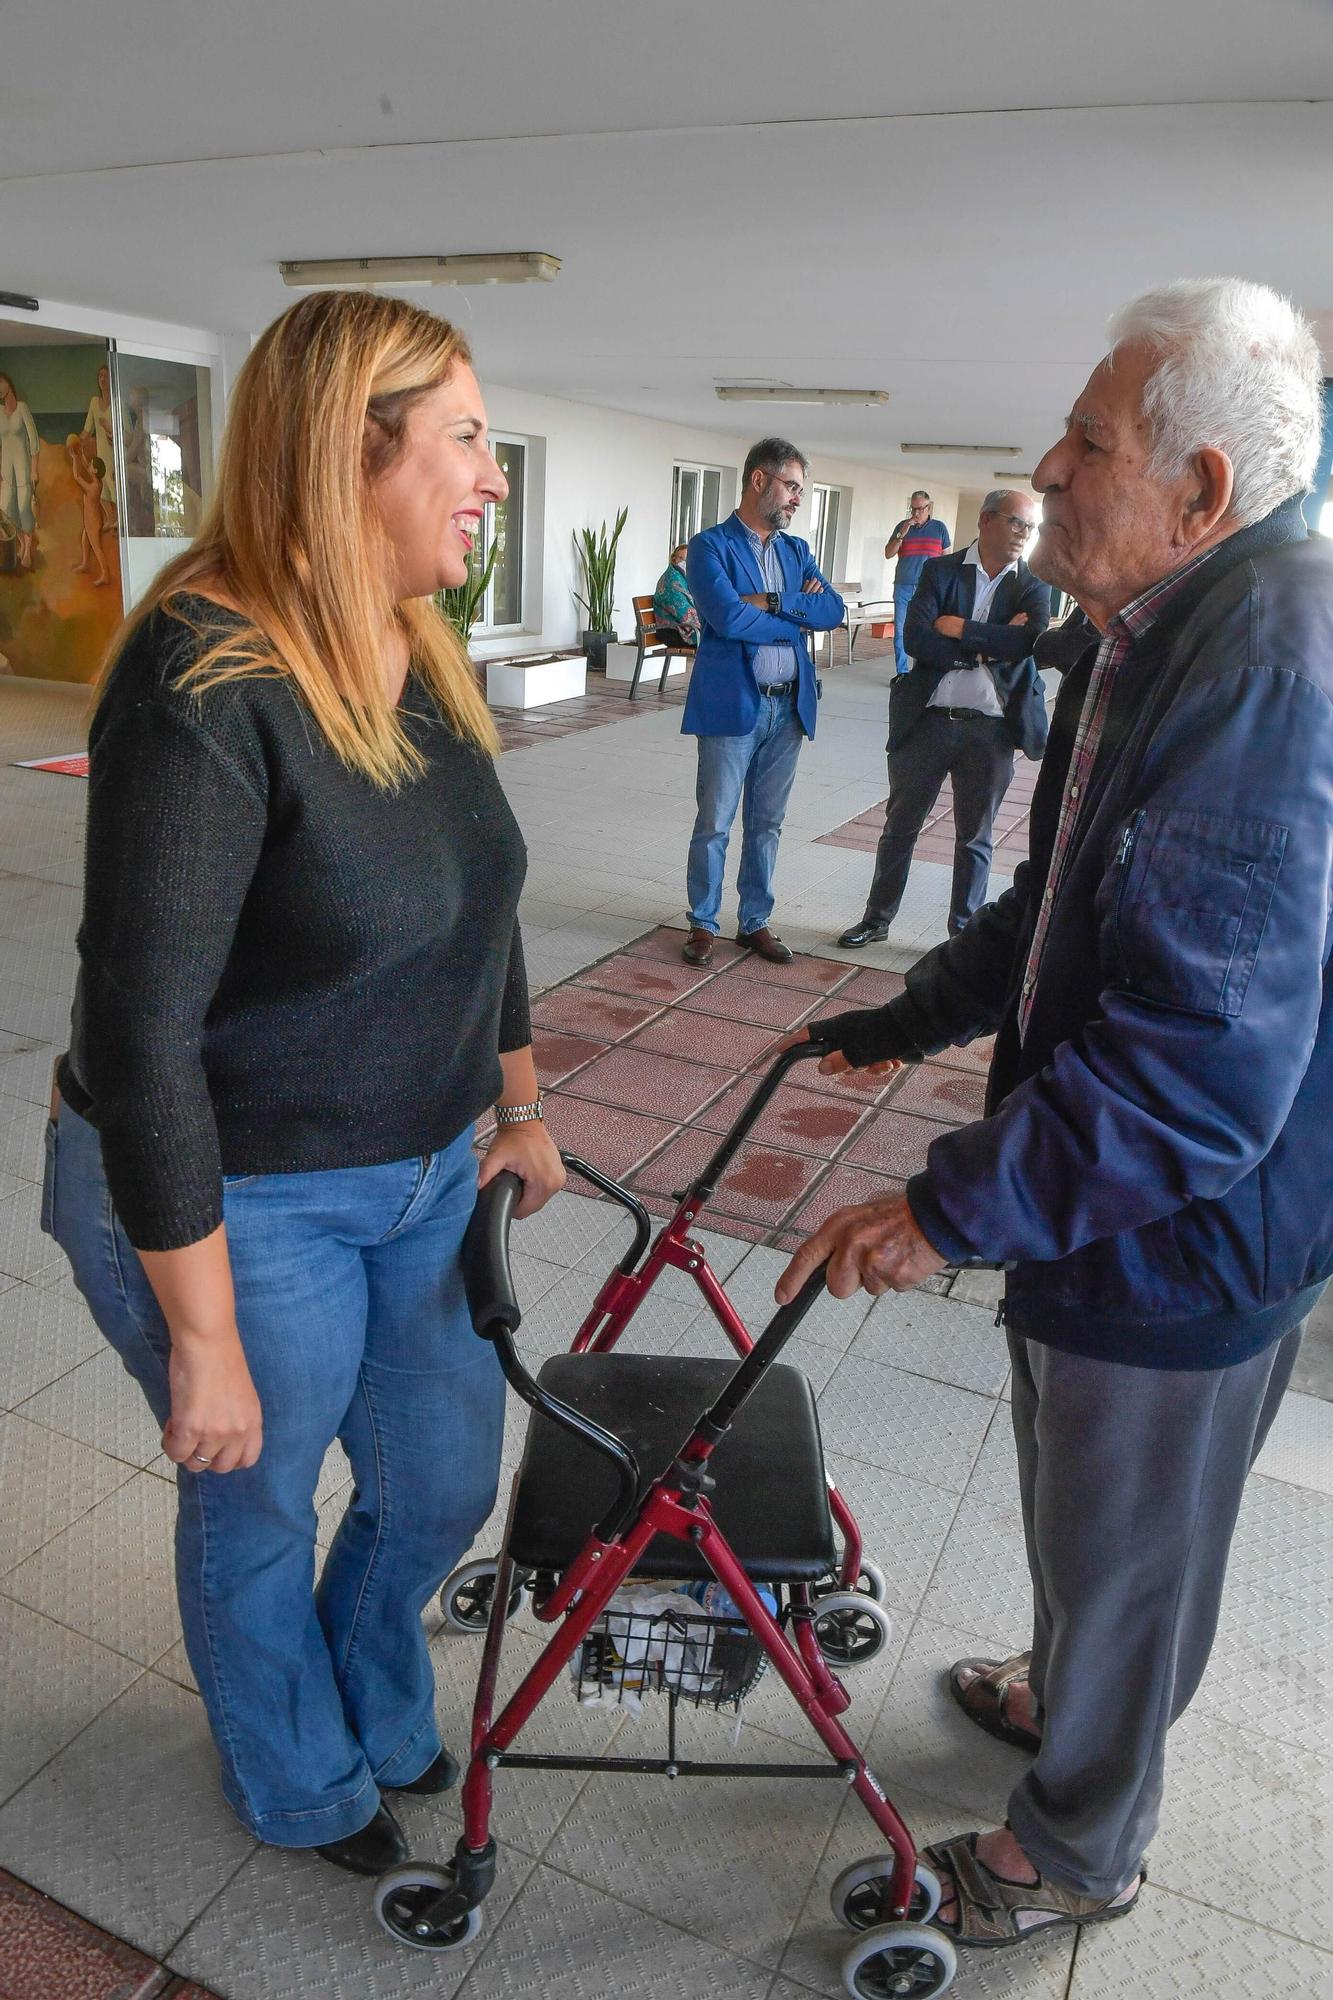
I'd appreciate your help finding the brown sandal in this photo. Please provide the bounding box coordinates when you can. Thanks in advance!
[947,1651,1041,1752]
[924,1831,1144,1949]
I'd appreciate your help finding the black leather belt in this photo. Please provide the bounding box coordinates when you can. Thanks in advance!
[939,706,996,722]
[761,682,798,697]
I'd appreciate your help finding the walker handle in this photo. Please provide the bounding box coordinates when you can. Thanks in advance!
[463,1171,524,1338]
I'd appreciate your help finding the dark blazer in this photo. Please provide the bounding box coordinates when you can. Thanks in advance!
[892,550,1052,757]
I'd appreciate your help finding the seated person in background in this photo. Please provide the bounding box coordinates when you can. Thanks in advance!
[653,543,701,646]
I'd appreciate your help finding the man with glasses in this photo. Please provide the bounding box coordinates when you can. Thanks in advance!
[885,491,951,675]
[680,437,844,966]
[838,489,1049,947]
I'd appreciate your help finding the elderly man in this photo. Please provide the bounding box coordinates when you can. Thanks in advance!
[779,279,1330,1952]
[837,489,1050,948]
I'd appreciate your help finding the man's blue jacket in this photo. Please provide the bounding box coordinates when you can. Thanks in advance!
[682,515,845,739]
[816,498,1333,1369]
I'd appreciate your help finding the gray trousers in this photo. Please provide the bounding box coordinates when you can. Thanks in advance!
[1004,1321,1303,1896]
[864,711,1014,935]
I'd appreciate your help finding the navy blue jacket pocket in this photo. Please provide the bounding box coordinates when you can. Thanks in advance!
[1112,808,1287,1018]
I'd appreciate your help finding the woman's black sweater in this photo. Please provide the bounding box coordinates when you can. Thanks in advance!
[60,598,529,1251]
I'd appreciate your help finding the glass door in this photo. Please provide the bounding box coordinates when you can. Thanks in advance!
[109,346,216,608]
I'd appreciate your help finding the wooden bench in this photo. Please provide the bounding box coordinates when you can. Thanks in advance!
[622,594,695,699]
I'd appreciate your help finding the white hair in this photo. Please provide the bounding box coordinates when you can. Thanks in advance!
[1108,278,1323,527]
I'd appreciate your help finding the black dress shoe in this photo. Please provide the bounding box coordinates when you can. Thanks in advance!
[837,921,890,949]
[313,1802,408,1876]
[383,1747,460,1795]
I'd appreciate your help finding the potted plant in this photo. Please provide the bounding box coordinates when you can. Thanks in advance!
[435,539,498,648]
[573,507,628,673]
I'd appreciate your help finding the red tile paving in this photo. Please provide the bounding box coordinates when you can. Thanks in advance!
[530,986,664,1044]
[542,1093,678,1180]
[0,1868,199,2000]
[531,1030,608,1087]
[533,923,994,1251]
[692,1080,871,1158]
[816,751,1038,872]
[676,972,824,1033]
[891,1064,989,1124]
[632,1127,825,1230]
[573,954,714,1004]
[786,1163,908,1235]
[843,1108,954,1178]
[629,1006,783,1071]
[561,1045,735,1122]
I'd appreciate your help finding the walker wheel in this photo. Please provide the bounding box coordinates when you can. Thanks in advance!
[439,1559,521,1633]
[813,1592,894,1668]
[372,1863,484,1952]
[841,1922,956,1997]
[817,1559,888,1605]
[832,1857,941,1930]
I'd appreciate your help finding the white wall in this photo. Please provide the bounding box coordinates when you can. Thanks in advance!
[475,381,962,651]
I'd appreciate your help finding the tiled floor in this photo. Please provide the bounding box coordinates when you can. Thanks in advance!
[0,654,1330,2000]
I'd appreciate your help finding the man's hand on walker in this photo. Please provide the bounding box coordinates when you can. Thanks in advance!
[775,1028,903,1081]
[776,1194,948,1304]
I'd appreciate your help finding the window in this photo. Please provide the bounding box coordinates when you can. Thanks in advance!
[671,461,726,547]
[473,436,526,631]
[807,483,843,577]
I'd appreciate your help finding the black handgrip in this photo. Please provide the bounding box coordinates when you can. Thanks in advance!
[462,1171,523,1338]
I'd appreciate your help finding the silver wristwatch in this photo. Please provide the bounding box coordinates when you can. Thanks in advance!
[494,1095,544,1127]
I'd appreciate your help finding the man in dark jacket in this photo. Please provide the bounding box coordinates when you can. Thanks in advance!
[780,278,1330,1953]
[837,491,1050,948]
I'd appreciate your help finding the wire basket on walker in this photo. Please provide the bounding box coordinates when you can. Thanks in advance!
[373,1038,958,1999]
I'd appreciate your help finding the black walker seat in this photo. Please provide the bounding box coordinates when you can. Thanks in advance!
[510,1352,837,1582]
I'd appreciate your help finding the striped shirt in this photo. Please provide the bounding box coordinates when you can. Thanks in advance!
[736,517,803,689]
[892,516,951,589]
[1016,546,1217,1039]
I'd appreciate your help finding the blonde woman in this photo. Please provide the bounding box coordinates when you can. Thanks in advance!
[44,292,564,1876]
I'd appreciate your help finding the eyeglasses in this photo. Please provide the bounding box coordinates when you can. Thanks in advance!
[993,513,1034,532]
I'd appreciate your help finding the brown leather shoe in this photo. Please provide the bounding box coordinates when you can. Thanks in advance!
[682,927,715,966]
[736,925,794,965]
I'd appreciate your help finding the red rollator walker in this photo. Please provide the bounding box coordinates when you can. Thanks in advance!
[373,1040,958,1998]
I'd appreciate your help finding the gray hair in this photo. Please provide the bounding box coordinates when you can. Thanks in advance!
[1108,278,1323,527]
[980,488,1030,516]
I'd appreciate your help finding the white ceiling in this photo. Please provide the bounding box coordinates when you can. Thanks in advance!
[6,0,1333,479]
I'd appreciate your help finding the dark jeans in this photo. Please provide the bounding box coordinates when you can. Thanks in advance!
[1005,1320,1303,1894]
[862,709,1014,935]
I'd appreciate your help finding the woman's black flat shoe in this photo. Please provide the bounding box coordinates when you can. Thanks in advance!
[313,1802,408,1876]
[384,1747,460,1795]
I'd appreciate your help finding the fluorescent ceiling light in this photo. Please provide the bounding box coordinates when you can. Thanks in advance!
[901,442,1021,455]
[715,385,889,406]
[996,471,1036,481]
[278,252,560,288]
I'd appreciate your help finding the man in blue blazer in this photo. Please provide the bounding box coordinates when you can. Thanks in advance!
[680,438,844,966]
[837,490,1050,947]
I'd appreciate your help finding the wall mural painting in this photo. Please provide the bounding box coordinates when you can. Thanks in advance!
[0,342,125,683]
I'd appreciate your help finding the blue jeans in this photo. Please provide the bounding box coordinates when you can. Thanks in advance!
[686,692,805,935]
[892,582,916,676]
[45,1105,503,1847]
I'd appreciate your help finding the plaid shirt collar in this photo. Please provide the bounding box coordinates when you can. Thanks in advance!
[1106,541,1220,646]
[1016,541,1222,1040]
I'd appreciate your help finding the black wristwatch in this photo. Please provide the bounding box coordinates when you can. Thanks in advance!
[766,591,780,615]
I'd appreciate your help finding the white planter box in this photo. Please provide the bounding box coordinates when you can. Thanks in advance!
[603,641,689,684]
[485,651,587,710]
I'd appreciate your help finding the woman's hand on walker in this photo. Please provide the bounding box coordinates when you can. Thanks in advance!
[163,1332,263,1474]
[775,1194,948,1304]
[480,1119,567,1219]
[775,1028,903,1081]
